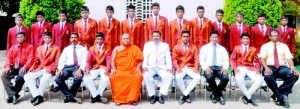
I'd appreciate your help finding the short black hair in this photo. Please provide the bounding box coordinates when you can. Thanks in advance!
[269,30,279,36]
[70,32,79,38]
[152,30,161,36]
[81,6,89,12]
[181,29,190,36]
[280,16,288,20]
[127,4,135,10]
[216,9,224,15]
[44,31,52,37]
[240,32,250,39]
[236,12,243,16]
[210,30,219,36]
[36,11,45,17]
[16,31,26,36]
[96,32,105,38]
[106,5,114,13]
[59,10,67,16]
[151,2,160,8]
[196,6,205,11]
[257,13,266,18]
[176,5,184,12]
[15,14,23,19]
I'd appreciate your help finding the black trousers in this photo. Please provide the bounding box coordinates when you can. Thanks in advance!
[55,65,83,99]
[204,66,229,97]
[1,65,25,97]
[264,66,298,101]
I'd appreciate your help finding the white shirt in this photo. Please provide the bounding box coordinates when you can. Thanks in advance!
[217,21,222,31]
[199,43,229,70]
[260,42,293,66]
[152,14,160,24]
[44,43,51,51]
[281,25,287,32]
[60,21,66,30]
[142,41,172,70]
[198,17,204,26]
[237,22,243,31]
[97,44,104,53]
[39,21,44,27]
[177,18,183,28]
[242,44,249,53]
[58,44,88,71]
[182,43,189,51]
[258,24,267,35]
[82,18,89,27]
[129,17,135,27]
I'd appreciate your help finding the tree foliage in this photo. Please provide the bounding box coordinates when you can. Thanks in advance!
[19,0,85,27]
[0,0,20,18]
[223,0,283,28]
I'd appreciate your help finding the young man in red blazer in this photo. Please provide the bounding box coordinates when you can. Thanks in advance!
[275,16,295,55]
[212,9,229,50]
[6,14,30,53]
[30,11,52,48]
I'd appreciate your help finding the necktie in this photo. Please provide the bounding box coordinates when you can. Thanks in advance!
[274,43,280,68]
[84,20,87,32]
[212,44,217,66]
[45,46,49,55]
[200,19,203,27]
[155,16,158,28]
[219,23,222,31]
[238,24,242,34]
[244,46,247,56]
[179,20,182,30]
[39,22,42,34]
[14,45,22,69]
[284,27,286,33]
[261,26,264,36]
[61,22,64,30]
[130,19,134,29]
[73,46,79,68]
[184,44,188,51]
[99,46,103,54]
[108,19,111,28]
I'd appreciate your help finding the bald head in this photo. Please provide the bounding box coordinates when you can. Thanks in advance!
[121,33,131,46]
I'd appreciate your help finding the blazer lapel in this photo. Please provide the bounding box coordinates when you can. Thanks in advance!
[60,24,68,38]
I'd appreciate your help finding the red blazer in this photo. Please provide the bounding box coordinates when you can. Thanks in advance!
[4,42,34,70]
[74,18,98,48]
[6,25,31,53]
[86,44,112,71]
[145,15,168,43]
[98,18,121,50]
[30,21,52,48]
[31,44,61,75]
[167,19,191,50]
[212,22,229,50]
[275,27,295,54]
[250,25,272,54]
[172,43,199,71]
[190,17,212,50]
[230,45,260,71]
[229,23,251,52]
[120,18,144,49]
[52,22,73,51]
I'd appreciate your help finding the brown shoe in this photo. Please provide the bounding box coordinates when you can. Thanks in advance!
[115,102,121,106]
[131,101,138,106]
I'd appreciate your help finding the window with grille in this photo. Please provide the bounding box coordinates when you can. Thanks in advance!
[127,0,152,22]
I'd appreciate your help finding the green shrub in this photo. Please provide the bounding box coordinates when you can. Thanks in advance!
[223,0,283,28]
[19,0,85,27]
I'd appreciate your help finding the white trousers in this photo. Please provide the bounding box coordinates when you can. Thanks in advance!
[83,68,109,98]
[235,67,263,99]
[143,67,173,96]
[24,69,52,97]
[176,66,201,96]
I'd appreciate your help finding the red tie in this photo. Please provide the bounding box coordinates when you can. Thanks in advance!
[130,19,134,30]
[200,19,203,27]
[284,28,286,33]
[244,46,247,56]
[45,46,49,55]
[261,26,264,36]
[14,45,22,69]
[84,20,87,32]
[73,46,79,68]
[155,16,158,29]
[179,20,182,30]
[274,43,280,68]
[108,19,111,28]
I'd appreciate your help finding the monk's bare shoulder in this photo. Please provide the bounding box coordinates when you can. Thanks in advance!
[113,45,125,53]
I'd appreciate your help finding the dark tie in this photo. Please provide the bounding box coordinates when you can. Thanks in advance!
[274,43,280,68]
[261,26,264,36]
[108,19,111,28]
[84,20,87,32]
[73,46,79,68]
[238,24,242,34]
[130,19,134,30]
[14,45,22,69]
[284,28,286,33]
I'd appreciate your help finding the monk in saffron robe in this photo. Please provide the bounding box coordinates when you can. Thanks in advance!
[110,33,143,106]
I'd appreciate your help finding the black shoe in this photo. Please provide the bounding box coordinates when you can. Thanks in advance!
[24,87,29,92]
[65,97,82,104]
[32,96,44,106]
[241,96,248,104]
[289,90,292,94]
[282,95,290,108]
[191,88,195,93]
[206,85,212,92]
[52,86,60,92]
[210,95,217,104]
[99,96,108,103]
[248,98,258,106]
[156,87,160,90]
[12,94,20,105]
[271,94,277,102]
[91,95,100,103]
[158,96,165,104]
[231,86,235,90]
[49,85,55,91]
[186,95,192,103]
[178,95,186,105]
[6,97,13,103]
[219,96,225,105]
[261,86,268,92]
[171,87,175,93]
[149,95,156,104]
[31,96,38,103]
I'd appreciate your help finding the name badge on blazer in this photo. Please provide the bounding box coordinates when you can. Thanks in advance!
[66,30,69,35]
[287,35,290,39]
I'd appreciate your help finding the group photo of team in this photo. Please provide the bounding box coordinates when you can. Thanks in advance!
[1,1,300,109]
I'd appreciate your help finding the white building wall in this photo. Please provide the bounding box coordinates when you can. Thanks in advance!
[85,0,224,22]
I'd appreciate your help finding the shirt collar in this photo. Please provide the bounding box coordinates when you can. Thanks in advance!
[281,25,287,29]
[60,21,66,24]
[182,42,189,47]
[242,44,249,48]
[258,24,266,28]
[209,42,218,46]
[129,17,135,21]
[106,17,113,22]
[45,43,51,47]
[237,22,243,26]
[83,18,89,23]
[96,44,104,48]
[177,18,183,22]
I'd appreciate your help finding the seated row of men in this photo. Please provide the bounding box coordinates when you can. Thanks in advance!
[2,29,298,108]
